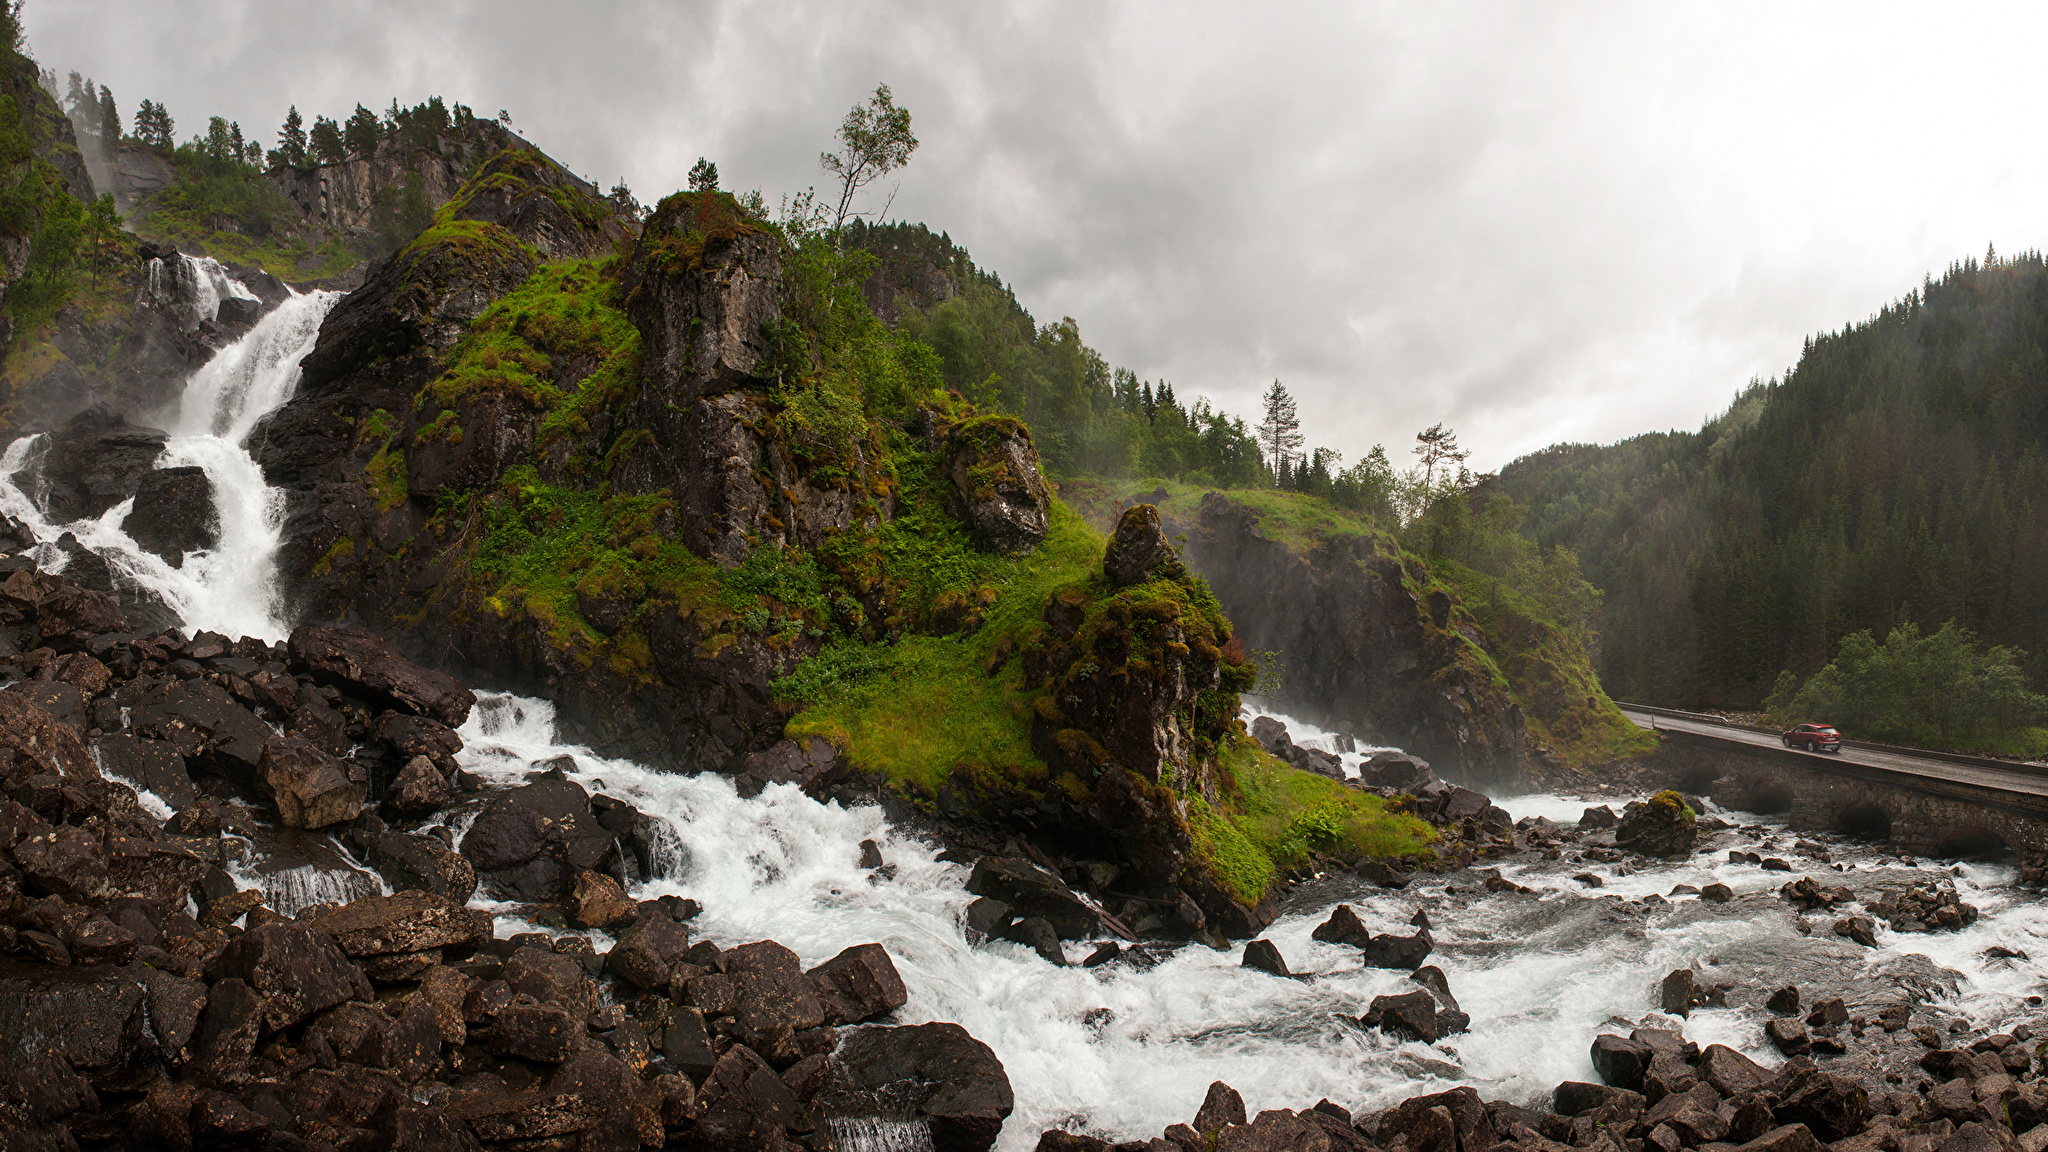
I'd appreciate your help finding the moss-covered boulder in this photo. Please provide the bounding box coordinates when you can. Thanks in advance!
[943,415,1049,554]
[1614,790,1698,857]
[1103,504,1183,586]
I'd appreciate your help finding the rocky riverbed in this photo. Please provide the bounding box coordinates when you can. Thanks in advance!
[0,537,2044,1151]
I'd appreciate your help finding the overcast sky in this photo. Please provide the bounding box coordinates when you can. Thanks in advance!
[28,2,2048,471]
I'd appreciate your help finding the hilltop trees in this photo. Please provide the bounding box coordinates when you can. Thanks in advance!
[132,99,173,150]
[688,157,718,192]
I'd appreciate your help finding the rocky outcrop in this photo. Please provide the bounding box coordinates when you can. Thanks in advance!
[944,416,1051,555]
[608,190,887,568]
[1172,492,1530,788]
[10,404,169,522]
[123,466,218,563]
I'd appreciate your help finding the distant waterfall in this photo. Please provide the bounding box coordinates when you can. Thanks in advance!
[0,287,341,641]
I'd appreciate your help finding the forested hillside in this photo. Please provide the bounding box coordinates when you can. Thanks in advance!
[1500,251,2048,714]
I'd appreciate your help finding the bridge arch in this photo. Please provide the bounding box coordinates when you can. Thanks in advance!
[1749,776,1794,815]
[1838,801,1892,840]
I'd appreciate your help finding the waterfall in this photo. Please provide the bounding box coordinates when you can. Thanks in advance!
[147,253,259,331]
[0,288,342,641]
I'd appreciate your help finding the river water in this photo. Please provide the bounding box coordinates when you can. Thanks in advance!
[5,267,2045,1150]
[450,692,2048,1149]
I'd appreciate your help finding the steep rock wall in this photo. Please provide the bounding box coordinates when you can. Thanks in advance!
[1172,493,1531,789]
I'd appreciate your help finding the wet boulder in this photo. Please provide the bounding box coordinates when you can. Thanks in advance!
[288,625,475,727]
[381,754,453,817]
[1590,1034,1653,1091]
[1613,791,1699,857]
[460,770,616,902]
[16,824,112,902]
[503,945,598,1017]
[128,679,272,782]
[567,869,636,930]
[123,466,218,563]
[6,679,86,730]
[945,416,1052,555]
[1580,805,1619,830]
[1242,938,1291,977]
[365,830,478,902]
[724,940,828,1064]
[487,995,584,1063]
[306,891,489,966]
[25,406,171,522]
[0,1057,97,1144]
[0,689,100,779]
[815,1022,1015,1152]
[734,735,840,798]
[92,733,197,812]
[34,582,126,637]
[606,913,694,991]
[374,711,463,773]
[1774,1067,1867,1140]
[0,963,163,1089]
[966,856,1102,940]
[697,1042,802,1134]
[208,921,371,1030]
[1363,989,1442,1043]
[1697,1044,1771,1097]
[1311,904,1375,948]
[1360,750,1436,793]
[256,736,366,829]
[1361,929,1433,970]
[808,942,909,1024]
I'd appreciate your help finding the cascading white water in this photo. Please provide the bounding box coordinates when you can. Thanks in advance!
[0,287,341,641]
[147,253,259,332]
[454,692,2048,1150]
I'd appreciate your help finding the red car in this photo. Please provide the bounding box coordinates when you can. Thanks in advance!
[1783,723,1842,753]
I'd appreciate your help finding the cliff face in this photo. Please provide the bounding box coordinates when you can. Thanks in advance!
[1171,493,1533,789]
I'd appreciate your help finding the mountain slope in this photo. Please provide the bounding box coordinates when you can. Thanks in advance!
[1500,253,2048,710]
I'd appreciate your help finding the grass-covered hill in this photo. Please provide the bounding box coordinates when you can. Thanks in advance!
[1499,253,2048,735]
[249,156,1436,929]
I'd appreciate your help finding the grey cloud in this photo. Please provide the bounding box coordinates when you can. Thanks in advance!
[28,1,2048,470]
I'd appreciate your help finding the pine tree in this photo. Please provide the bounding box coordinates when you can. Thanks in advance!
[688,157,718,193]
[1257,379,1302,482]
[344,104,380,158]
[276,105,307,167]
[1413,422,1468,489]
[310,115,344,164]
[96,85,117,142]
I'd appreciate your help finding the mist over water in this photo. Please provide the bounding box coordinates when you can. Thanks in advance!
[0,269,339,642]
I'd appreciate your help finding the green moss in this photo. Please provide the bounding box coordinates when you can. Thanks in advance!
[311,536,358,577]
[783,498,1104,794]
[417,258,643,478]
[365,444,408,512]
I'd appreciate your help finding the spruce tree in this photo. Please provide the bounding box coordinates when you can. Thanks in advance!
[688,157,718,192]
[344,104,380,158]
[310,115,344,164]
[277,105,307,167]
[97,85,117,142]
[1257,379,1303,483]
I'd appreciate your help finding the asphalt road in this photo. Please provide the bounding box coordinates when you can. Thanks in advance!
[1620,708,2048,799]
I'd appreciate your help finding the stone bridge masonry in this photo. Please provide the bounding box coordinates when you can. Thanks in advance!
[1648,729,2048,866]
